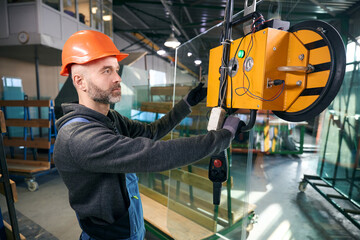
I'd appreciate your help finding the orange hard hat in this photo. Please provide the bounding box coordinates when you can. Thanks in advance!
[60,30,128,76]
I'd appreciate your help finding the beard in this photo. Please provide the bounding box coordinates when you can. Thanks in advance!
[87,80,122,104]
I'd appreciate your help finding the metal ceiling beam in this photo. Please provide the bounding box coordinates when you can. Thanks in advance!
[283,0,301,20]
[190,0,208,7]
[121,5,153,31]
[112,9,166,54]
[112,9,134,29]
[160,0,209,57]
[114,30,198,78]
[122,4,171,25]
[308,0,336,17]
[179,0,199,36]
[160,0,190,41]
[347,0,360,15]
[130,33,198,78]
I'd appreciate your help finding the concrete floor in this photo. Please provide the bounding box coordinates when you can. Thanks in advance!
[246,152,360,240]
[1,144,360,239]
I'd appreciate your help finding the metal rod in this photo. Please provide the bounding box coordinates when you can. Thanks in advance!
[347,63,359,199]
[218,0,234,107]
[298,125,305,154]
[227,147,233,225]
[313,183,332,187]
[0,134,21,240]
[34,47,42,137]
[35,47,40,101]
[332,124,343,186]
[305,174,360,209]
[327,194,346,199]
[344,209,360,215]
[320,114,332,176]
[303,175,360,229]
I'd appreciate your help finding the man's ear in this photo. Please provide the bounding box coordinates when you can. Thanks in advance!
[73,74,87,92]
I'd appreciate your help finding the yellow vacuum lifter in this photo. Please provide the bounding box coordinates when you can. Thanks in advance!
[207,20,346,122]
[205,0,345,207]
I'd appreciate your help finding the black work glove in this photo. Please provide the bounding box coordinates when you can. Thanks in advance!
[184,82,207,107]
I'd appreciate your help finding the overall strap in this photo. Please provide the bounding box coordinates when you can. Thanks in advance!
[61,117,90,129]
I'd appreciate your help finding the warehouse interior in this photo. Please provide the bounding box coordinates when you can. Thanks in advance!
[0,0,360,239]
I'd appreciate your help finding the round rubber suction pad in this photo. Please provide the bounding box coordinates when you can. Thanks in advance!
[273,20,346,122]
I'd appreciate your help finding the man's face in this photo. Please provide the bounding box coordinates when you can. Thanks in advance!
[84,56,122,104]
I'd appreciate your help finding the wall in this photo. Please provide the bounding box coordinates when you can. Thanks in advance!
[0,57,67,100]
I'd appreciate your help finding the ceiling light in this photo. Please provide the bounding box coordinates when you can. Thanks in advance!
[187,52,192,57]
[103,15,112,21]
[194,59,202,65]
[157,49,166,56]
[164,33,181,49]
[91,7,98,14]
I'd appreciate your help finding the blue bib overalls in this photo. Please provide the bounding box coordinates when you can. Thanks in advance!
[79,173,145,240]
[61,118,145,240]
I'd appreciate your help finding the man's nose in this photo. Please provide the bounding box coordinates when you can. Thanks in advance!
[114,73,122,83]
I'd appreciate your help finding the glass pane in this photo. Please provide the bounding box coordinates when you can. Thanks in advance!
[166,16,253,239]
[317,62,360,205]
[1,77,24,137]
[91,0,101,30]
[356,37,360,62]
[103,0,113,37]
[78,0,90,26]
[42,0,60,11]
[346,42,356,63]
[114,66,149,119]
[63,0,76,18]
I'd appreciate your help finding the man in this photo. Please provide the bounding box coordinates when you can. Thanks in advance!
[54,30,241,240]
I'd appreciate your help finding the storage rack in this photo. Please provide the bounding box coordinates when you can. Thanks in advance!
[0,99,57,191]
[0,110,21,239]
[299,61,360,229]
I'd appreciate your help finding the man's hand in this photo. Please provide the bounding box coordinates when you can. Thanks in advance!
[184,82,207,107]
[222,115,245,139]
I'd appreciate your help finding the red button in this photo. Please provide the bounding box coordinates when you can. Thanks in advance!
[214,159,222,168]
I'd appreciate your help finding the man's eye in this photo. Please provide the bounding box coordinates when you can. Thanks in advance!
[104,69,111,74]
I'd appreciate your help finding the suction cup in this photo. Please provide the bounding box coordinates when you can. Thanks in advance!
[273,20,346,122]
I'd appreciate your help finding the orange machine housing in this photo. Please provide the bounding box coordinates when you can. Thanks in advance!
[207,27,330,112]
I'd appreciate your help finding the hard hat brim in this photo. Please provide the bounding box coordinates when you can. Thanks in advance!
[60,52,129,76]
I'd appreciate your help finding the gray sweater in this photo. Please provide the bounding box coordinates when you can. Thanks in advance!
[54,100,233,225]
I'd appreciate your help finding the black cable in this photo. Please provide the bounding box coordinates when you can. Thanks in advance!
[234,27,285,102]
[229,31,251,110]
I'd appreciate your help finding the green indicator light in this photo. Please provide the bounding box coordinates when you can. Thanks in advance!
[238,50,245,58]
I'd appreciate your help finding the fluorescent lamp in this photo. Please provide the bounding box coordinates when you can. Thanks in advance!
[103,15,112,21]
[164,33,180,49]
[194,59,202,65]
[157,49,166,56]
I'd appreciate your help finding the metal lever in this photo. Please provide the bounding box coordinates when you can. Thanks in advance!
[277,64,315,73]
